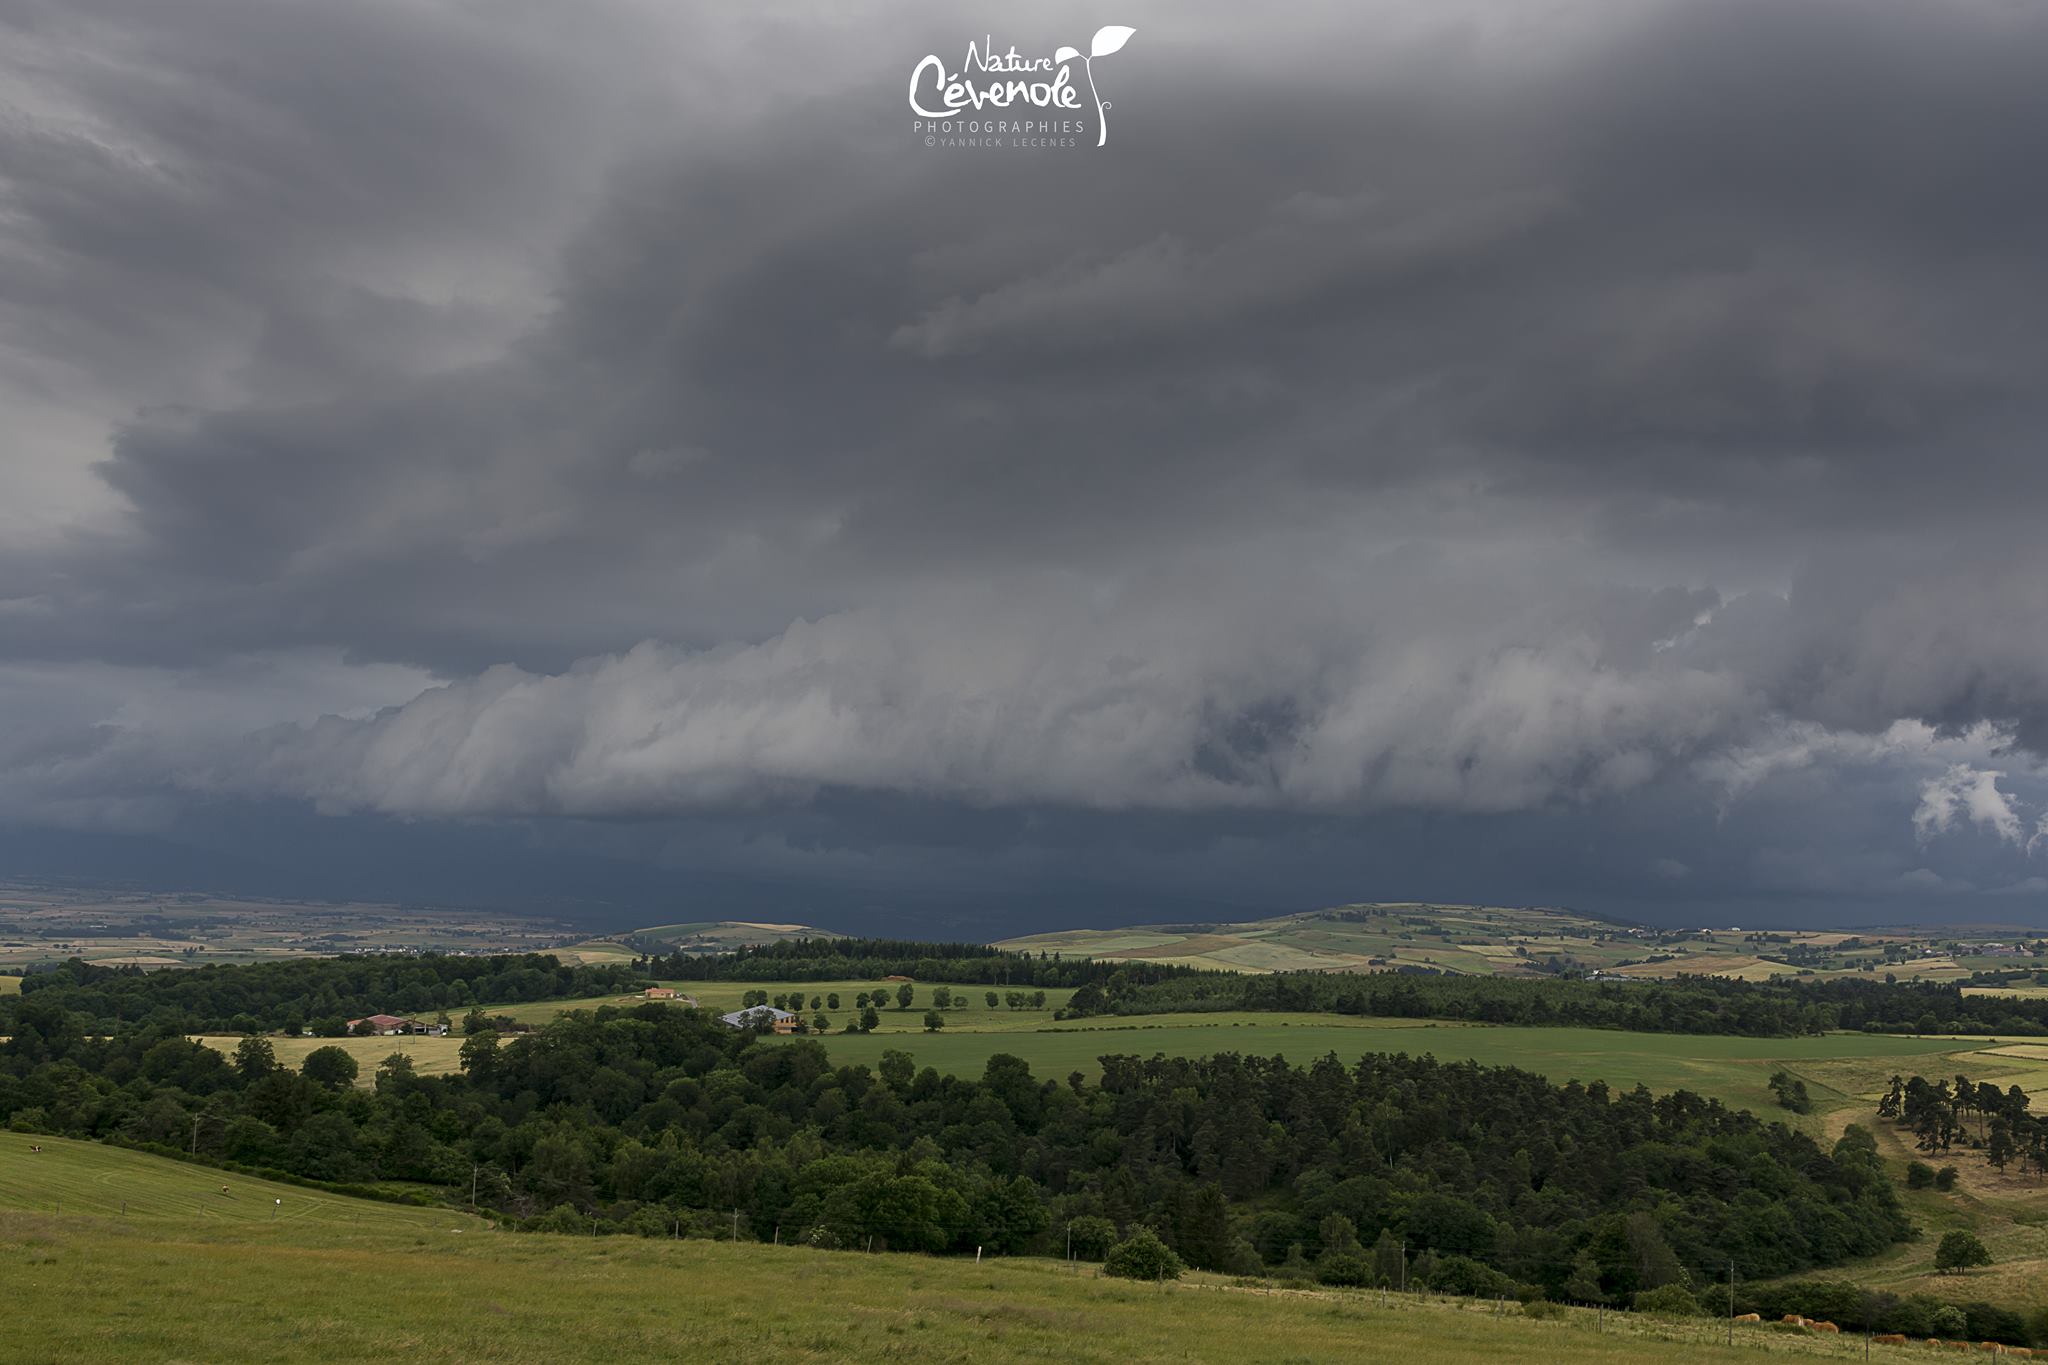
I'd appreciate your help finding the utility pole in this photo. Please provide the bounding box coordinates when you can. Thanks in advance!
[1727,1260,1735,1347]
[471,1163,478,1211]
[732,1207,739,1243]
[1399,1241,1406,1293]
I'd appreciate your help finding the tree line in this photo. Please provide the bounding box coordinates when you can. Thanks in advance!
[1060,969,2048,1038]
[2,992,1911,1307]
[639,936,1201,989]
[2,954,642,1035]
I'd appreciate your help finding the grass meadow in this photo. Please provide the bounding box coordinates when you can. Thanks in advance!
[0,1136,479,1230]
[0,1138,1971,1364]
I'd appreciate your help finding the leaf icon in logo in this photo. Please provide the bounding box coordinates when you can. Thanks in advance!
[1071,26,1134,146]
[1089,25,1135,58]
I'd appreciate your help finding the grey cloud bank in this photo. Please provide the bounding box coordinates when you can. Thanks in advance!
[2,0,2047,929]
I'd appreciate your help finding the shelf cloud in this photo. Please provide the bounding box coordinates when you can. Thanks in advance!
[4,0,2048,925]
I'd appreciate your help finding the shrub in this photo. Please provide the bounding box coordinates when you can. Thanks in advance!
[1933,1166,1959,1192]
[1523,1299,1565,1319]
[1315,1251,1372,1287]
[1906,1161,1936,1189]
[530,1203,589,1236]
[1103,1229,1184,1281]
[1932,1305,1968,1337]
[623,1206,671,1238]
[1423,1253,1519,1299]
[1273,1244,1314,1284]
[1634,1284,1705,1317]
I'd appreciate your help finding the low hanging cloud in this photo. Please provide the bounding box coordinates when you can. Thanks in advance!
[1914,765,2026,848]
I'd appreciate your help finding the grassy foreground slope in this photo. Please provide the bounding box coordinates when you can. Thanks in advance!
[0,1140,1931,1365]
[0,1135,479,1230]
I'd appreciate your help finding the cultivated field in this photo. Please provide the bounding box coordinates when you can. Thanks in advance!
[630,920,837,952]
[0,883,594,971]
[996,904,2046,985]
[193,1033,470,1081]
[0,1138,1976,1364]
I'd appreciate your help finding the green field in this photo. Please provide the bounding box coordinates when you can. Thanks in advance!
[0,1135,479,1230]
[493,979,2031,1126]
[490,979,1073,1033]
[786,1019,2006,1118]
[0,1138,1951,1363]
[0,972,19,994]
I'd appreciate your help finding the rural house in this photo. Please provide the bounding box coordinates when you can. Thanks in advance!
[720,1005,798,1034]
[345,1014,449,1037]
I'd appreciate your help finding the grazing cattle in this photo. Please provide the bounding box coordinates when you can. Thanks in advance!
[1735,1313,1760,1323]
[1874,1335,1906,1346]
[1812,1321,1840,1334]
[1782,1314,1807,1326]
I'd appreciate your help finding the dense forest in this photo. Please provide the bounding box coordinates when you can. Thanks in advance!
[1061,968,2048,1038]
[2,955,642,1035]
[2,994,1913,1310]
[640,937,1198,989]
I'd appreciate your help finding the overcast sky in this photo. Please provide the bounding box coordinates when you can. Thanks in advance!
[4,0,2048,935]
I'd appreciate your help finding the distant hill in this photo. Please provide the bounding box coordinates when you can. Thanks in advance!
[624,920,840,955]
[1000,902,2048,982]
[996,903,1640,976]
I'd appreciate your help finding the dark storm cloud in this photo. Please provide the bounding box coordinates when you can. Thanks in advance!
[3,0,2048,915]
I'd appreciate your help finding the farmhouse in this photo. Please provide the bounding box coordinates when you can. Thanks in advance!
[644,987,699,1005]
[345,1014,448,1037]
[720,1005,798,1034]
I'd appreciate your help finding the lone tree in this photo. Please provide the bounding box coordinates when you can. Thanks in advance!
[1934,1230,1992,1274]
[922,1009,945,1032]
[896,982,915,1010]
[300,1045,359,1090]
[231,1035,277,1083]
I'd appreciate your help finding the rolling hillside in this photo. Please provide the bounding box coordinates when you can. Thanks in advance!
[0,1137,1926,1363]
[999,904,2047,984]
